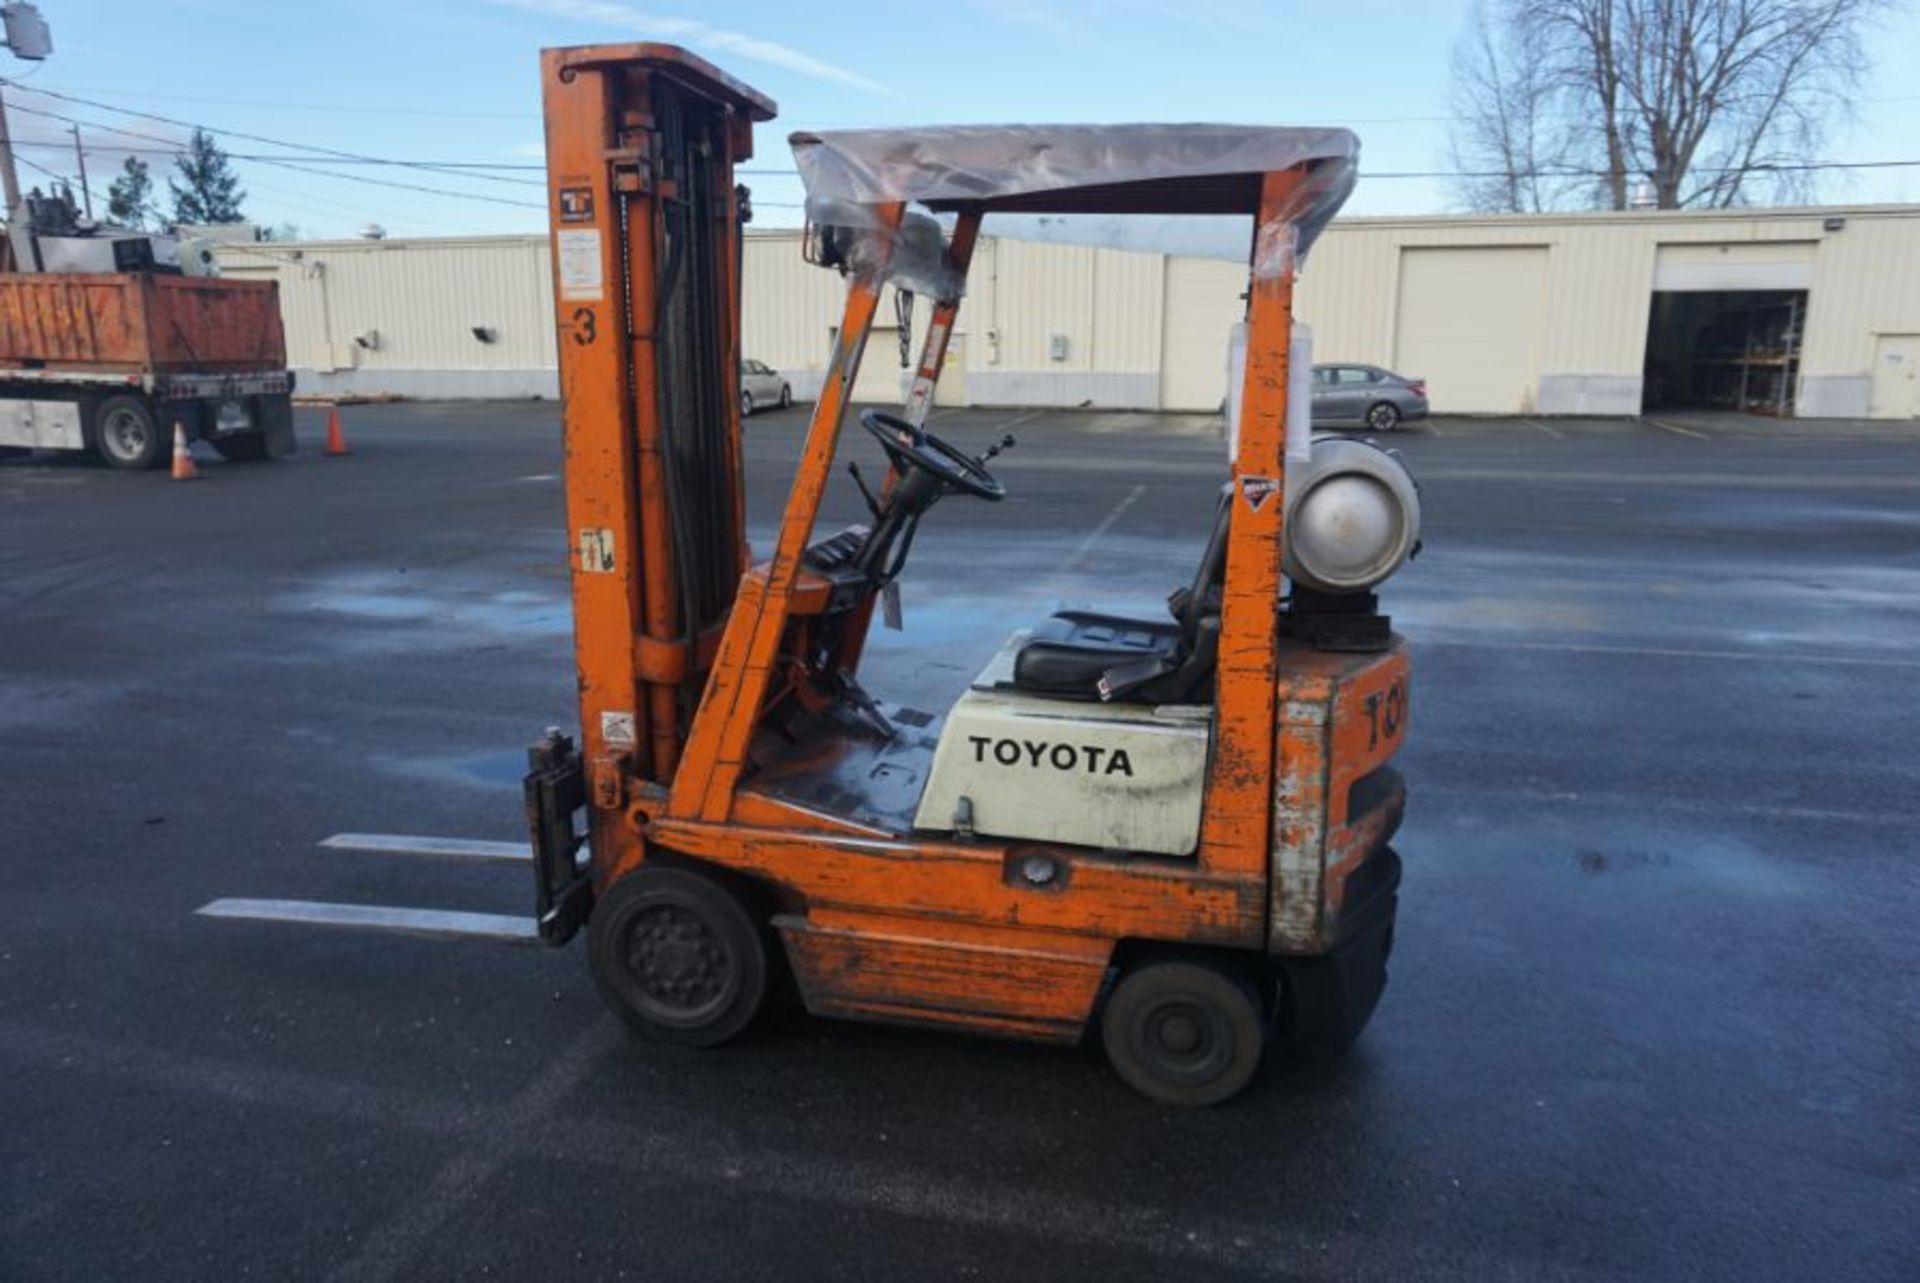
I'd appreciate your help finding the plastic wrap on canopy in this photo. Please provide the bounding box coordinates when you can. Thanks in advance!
[791,123,1360,289]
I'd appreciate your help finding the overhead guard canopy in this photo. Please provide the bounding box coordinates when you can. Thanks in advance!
[791,123,1359,256]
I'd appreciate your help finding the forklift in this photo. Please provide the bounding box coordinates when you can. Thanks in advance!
[524,44,1420,1106]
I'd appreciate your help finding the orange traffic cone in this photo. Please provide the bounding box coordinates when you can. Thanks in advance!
[324,404,351,457]
[170,422,200,481]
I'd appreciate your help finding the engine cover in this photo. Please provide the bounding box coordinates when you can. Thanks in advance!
[913,634,1212,856]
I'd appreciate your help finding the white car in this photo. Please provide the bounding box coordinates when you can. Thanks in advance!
[740,359,791,416]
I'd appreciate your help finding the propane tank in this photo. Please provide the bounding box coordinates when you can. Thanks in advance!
[1283,435,1421,594]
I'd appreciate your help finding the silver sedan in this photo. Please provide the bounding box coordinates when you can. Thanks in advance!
[1311,364,1428,431]
[740,359,791,417]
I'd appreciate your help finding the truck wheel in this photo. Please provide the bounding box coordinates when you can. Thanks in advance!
[588,865,767,1047]
[92,395,168,470]
[1101,956,1265,1107]
[211,432,270,462]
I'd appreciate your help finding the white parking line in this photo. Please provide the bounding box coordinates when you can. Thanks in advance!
[197,898,541,944]
[1421,636,1920,670]
[320,832,532,862]
[1420,782,1916,829]
[994,408,1046,432]
[1524,418,1565,439]
[1060,483,1146,573]
[1644,416,1710,439]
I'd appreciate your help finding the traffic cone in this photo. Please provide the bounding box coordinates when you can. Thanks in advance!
[170,422,200,481]
[324,404,351,457]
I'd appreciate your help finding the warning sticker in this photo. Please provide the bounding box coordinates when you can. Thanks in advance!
[600,711,637,748]
[557,229,604,301]
[1240,475,1280,512]
[557,186,595,224]
[577,528,616,573]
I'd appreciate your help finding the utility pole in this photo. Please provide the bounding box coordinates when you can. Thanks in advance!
[70,123,89,217]
[0,79,20,219]
[2,3,55,221]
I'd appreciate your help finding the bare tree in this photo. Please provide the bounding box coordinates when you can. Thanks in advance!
[1448,2,1577,211]
[1449,0,1890,211]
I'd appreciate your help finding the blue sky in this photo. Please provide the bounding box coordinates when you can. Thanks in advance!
[4,0,1918,238]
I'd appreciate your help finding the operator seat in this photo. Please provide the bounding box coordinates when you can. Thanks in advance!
[1010,485,1231,703]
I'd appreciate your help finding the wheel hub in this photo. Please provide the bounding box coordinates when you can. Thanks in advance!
[1143,999,1221,1073]
[626,905,730,1012]
[107,411,146,456]
[1156,1012,1203,1054]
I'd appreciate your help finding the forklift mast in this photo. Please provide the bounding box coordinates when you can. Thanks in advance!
[540,46,773,794]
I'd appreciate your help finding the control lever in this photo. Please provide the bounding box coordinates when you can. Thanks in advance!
[846,460,883,518]
[974,434,1017,467]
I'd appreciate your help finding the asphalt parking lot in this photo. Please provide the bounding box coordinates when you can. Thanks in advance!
[3,402,1916,1281]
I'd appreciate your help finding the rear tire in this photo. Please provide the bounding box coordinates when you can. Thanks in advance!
[92,395,167,470]
[740,389,754,419]
[211,431,271,462]
[1101,955,1265,1107]
[778,384,792,409]
[588,865,768,1048]
[1365,401,1401,431]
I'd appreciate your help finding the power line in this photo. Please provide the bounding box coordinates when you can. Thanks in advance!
[2,81,545,188]
[251,157,545,209]
[14,151,69,183]
[13,82,540,120]
[2,98,545,210]
[1368,159,1920,179]
[9,136,544,172]
[12,80,1905,214]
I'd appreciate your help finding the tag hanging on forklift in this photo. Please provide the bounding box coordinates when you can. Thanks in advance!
[882,580,904,631]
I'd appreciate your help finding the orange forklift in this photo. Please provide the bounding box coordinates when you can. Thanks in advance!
[523,44,1421,1105]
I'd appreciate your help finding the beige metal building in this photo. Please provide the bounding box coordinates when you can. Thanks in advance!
[217,202,1920,419]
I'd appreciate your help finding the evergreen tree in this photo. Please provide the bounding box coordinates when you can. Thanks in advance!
[105,156,156,230]
[169,129,247,226]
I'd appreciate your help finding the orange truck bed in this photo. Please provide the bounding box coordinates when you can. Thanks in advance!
[0,272,286,373]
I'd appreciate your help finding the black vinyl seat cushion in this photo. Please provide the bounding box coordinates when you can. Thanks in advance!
[1011,610,1181,697]
[1009,484,1234,704]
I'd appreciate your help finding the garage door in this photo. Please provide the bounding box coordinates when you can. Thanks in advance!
[1652,241,1815,291]
[1160,257,1246,410]
[1394,246,1548,414]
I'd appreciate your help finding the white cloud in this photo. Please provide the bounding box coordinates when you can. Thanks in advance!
[483,0,891,95]
[965,0,1077,39]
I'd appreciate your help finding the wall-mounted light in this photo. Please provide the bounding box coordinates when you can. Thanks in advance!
[354,329,380,351]
[1823,216,1846,232]
[471,326,497,344]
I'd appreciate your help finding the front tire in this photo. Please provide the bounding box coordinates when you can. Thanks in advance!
[588,865,768,1048]
[1101,956,1266,1107]
[1365,401,1401,432]
[92,395,168,470]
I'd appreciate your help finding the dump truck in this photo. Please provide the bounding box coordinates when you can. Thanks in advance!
[0,188,294,469]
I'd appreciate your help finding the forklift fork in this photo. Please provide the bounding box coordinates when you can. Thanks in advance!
[524,729,592,945]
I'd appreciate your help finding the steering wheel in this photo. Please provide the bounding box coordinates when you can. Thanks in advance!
[859,409,1007,502]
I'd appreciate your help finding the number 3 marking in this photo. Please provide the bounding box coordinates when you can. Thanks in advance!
[571,307,597,346]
